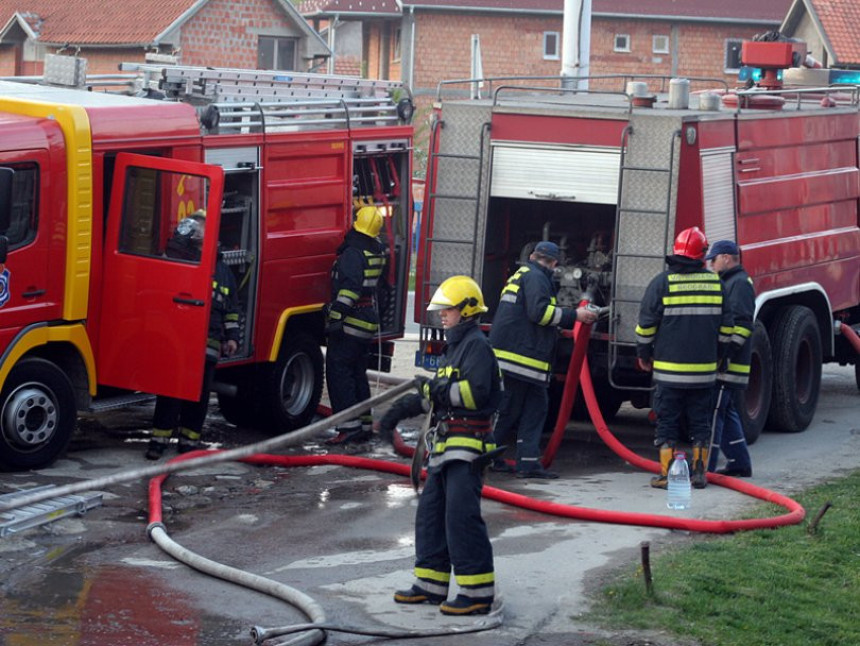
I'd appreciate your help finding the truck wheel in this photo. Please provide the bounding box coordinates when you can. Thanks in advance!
[737,321,772,445]
[855,362,859,391]
[767,306,822,432]
[262,333,323,432]
[0,358,77,471]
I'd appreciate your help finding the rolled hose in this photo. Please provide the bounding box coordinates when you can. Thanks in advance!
[839,321,860,354]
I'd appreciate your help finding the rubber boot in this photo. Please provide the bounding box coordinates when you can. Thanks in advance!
[439,595,492,616]
[692,443,709,489]
[650,444,674,489]
[145,427,173,460]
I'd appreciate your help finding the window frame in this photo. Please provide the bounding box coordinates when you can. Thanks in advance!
[258,35,298,71]
[652,34,669,55]
[725,38,744,72]
[543,31,560,60]
[614,34,631,53]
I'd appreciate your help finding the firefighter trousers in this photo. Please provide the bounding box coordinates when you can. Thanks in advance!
[653,383,712,446]
[492,375,548,472]
[153,356,217,439]
[325,331,371,429]
[707,387,752,472]
[411,460,495,602]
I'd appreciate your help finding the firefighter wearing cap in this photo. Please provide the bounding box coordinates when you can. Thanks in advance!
[635,226,733,488]
[380,276,501,616]
[705,239,755,478]
[324,206,388,445]
[488,241,598,479]
[146,210,241,459]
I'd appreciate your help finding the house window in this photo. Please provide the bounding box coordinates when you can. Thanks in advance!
[725,39,744,72]
[614,34,630,53]
[393,27,402,62]
[653,35,669,54]
[258,36,297,71]
[544,32,560,60]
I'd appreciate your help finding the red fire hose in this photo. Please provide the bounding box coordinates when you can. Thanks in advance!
[840,321,860,354]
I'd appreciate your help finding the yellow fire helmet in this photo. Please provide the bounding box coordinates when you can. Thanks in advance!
[354,205,384,238]
[427,275,488,318]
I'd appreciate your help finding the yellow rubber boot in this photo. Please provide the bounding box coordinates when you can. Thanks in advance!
[692,444,709,489]
[650,444,674,489]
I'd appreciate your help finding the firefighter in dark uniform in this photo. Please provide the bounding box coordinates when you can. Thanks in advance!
[324,206,387,445]
[705,240,754,477]
[379,275,501,616]
[145,211,240,459]
[635,227,732,488]
[489,240,598,478]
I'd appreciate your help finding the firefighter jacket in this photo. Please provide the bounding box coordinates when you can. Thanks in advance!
[208,260,241,360]
[426,318,502,470]
[488,260,576,386]
[327,229,387,341]
[635,256,733,388]
[717,264,756,389]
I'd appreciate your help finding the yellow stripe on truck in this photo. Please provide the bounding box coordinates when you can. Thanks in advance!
[0,98,93,322]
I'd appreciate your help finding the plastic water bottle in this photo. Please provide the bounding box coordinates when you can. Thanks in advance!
[667,451,691,510]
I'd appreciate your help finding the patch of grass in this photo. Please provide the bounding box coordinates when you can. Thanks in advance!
[586,470,860,646]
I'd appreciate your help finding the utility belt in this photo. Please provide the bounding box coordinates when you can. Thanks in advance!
[436,417,492,435]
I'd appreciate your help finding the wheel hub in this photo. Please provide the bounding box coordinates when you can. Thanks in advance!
[3,385,58,448]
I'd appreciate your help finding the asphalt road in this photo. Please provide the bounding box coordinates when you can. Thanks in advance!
[1,347,858,646]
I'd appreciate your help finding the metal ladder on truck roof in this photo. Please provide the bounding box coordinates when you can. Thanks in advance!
[417,102,492,353]
[119,63,412,134]
[607,114,681,391]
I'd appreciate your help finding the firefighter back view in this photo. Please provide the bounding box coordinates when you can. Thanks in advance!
[324,206,387,445]
[145,211,240,459]
[635,227,732,489]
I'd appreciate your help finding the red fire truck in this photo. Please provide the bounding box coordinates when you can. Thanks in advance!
[415,38,860,444]
[0,59,414,470]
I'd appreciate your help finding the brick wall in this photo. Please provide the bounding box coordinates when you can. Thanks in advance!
[412,12,774,95]
[180,0,299,69]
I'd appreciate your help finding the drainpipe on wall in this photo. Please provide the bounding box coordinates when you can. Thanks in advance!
[560,0,591,91]
[327,14,340,75]
[408,6,416,89]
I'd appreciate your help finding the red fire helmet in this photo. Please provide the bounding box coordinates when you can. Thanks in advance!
[672,226,708,260]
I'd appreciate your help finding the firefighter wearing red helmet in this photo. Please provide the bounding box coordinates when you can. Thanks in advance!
[324,206,388,445]
[635,226,733,489]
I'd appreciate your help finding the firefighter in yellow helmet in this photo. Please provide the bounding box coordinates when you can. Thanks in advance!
[324,205,388,445]
[379,275,502,616]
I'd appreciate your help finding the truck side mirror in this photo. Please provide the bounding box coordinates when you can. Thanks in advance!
[0,168,12,234]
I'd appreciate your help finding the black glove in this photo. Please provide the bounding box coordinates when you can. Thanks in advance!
[429,378,451,407]
[414,375,431,398]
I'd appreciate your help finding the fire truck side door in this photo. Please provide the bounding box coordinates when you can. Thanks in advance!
[97,153,223,401]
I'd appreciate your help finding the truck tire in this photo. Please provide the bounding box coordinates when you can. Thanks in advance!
[737,321,772,445]
[767,306,822,432]
[262,332,323,432]
[0,358,77,471]
[855,362,859,391]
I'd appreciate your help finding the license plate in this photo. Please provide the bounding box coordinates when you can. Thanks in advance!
[415,350,440,371]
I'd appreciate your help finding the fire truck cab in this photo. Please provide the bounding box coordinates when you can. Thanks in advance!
[0,61,413,470]
[416,37,860,443]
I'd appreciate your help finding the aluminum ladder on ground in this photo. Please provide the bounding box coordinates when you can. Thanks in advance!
[0,485,103,538]
[607,114,681,390]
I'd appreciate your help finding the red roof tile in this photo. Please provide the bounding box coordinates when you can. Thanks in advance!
[807,0,860,64]
[0,0,199,45]
[300,0,400,16]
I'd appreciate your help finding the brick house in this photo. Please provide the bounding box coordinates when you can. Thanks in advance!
[0,0,330,77]
[781,0,860,68]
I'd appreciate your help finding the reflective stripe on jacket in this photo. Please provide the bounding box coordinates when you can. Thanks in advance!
[636,260,732,388]
[488,261,575,386]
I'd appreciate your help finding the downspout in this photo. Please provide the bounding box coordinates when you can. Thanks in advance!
[327,14,340,75]
[560,0,591,91]
[408,6,416,90]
